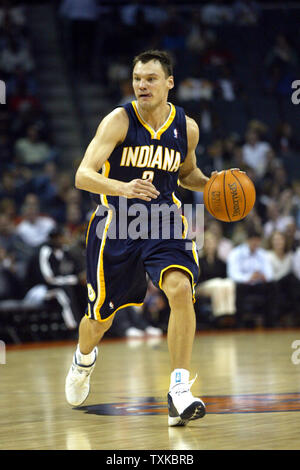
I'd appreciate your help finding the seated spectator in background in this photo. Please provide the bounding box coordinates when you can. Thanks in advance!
[206,219,233,262]
[14,124,56,169]
[64,203,84,237]
[8,77,40,114]
[242,128,272,179]
[177,78,214,102]
[227,227,276,327]
[265,33,298,70]
[24,225,81,330]
[0,245,23,300]
[266,230,298,324]
[0,169,29,205]
[0,36,35,75]
[117,78,135,105]
[293,244,300,282]
[143,279,170,333]
[15,193,56,248]
[109,304,163,338]
[0,132,13,170]
[196,231,236,325]
[263,201,295,239]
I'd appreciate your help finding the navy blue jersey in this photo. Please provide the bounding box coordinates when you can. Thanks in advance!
[94,101,188,212]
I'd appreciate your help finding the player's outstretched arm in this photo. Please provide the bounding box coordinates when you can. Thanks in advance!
[75,108,159,202]
[178,116,209,192]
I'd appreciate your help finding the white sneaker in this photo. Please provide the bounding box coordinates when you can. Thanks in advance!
[65,347,98,406]
[168,376,206,426]
[125,327,145,338]
[145,326,163,336]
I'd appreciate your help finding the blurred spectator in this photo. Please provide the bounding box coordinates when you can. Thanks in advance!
[24,225,82,329]
[117,78,135,105]
[8,77,40,114]
[59,0,100,79]
[201,1,234,25]
[206,219,233,262]
[0,170,25,205]
[185,13,215,54]
[293,245,300,281]
[0,245,23,300]
[64,202,85,237]
[227,226,276,327]
[274,121,298,155]
[0,35,34,75]
[266,230,299,324]
[216,65,237,101]
[0,132,13,170]
[15,193,56,248]
[196,231,236,323]
[110,304,163,338]
[177,78,214,102]
[14,124,56,169]
[202,37,233,69]
[143,280,170,332]
[242,128,272,178]
[265,33,298,70]
[233,0,260,25]
[263,201,295,239]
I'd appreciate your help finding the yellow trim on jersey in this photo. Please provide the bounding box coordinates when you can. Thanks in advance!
[132,100,155,138]
[85,207,97,246]
[192,240,199,267]
[86,302,144,323]
[100,160,110,208]
[93,208,113,321]
[156,103,176,139]
[131,101,176,140]
[158,264,196,303]
[172,192,188,239]
[172,191,182,209]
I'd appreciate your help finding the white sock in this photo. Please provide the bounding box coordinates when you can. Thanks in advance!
[170,369,190,390]
[75,344,96,366]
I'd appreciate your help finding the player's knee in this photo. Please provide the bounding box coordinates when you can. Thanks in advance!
[162,270,192,303]
[90,315,114,334]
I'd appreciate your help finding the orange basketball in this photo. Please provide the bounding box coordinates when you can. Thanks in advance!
[203,169,256,222]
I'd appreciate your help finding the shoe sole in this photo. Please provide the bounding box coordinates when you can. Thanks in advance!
[168,393,206,427]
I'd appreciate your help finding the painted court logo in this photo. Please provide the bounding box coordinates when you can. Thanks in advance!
[77,393,300,416]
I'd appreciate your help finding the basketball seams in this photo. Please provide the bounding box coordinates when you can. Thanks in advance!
[231,170,246,218]
[223,170,231,222]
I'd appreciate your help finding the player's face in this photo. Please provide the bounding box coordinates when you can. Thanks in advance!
[132,60,174,110]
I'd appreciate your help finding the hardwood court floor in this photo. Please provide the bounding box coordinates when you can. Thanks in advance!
[1,329,300,450]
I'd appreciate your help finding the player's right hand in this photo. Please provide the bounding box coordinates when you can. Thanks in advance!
[122,177,160,201]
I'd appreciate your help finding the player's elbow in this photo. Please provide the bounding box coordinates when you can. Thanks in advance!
[75,168,85,189]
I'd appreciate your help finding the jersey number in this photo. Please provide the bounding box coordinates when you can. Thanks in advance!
[142,171,154,182]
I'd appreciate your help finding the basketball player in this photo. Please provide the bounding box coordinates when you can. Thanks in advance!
[65,50,209,426]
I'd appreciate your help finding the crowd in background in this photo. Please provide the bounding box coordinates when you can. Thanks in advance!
[1,1,300,340]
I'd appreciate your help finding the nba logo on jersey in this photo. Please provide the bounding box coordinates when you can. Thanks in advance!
[173,128,178,139]
[175,372,181,383]
[109,301,114,309]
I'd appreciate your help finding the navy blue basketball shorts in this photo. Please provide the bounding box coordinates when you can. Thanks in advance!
[84,209,200,322]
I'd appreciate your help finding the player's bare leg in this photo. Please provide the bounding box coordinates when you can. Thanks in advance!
[79,315,114,354]
[162,269,195,371]
[161,268,206,426]
[65,315,114,406]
